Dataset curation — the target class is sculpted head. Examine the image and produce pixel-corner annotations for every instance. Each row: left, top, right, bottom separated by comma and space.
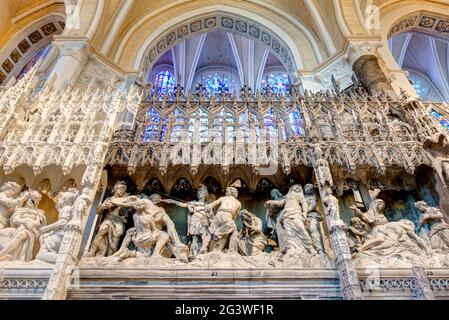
304, 184, 315, 196
372, 199, 385, 213
0, 181, 22, 197
197, 184, 209, 201
112, 181, 127, 197
239, 209, 254, 221
149, 194, 162, 204
226, 187, 238, 198
270, 189, 283, 200
287, 184, 303, 200
25, 189, 42, 207
414, 201, 428, 212
56, 188, 79, 210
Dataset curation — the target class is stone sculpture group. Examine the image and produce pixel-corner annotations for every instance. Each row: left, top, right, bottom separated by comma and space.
80, 182, 330, 267
1, 179, 449, 269
0, 182, 87, 264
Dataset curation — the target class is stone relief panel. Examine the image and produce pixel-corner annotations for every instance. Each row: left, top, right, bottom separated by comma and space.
80, 182, 333, 269
76, 58, 125, 90
349, 199, 449, 268
388, 13, 449, 39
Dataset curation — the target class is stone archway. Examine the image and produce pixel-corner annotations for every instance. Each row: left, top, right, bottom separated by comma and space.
0, 14, 65, 86
137, 12, 299, 82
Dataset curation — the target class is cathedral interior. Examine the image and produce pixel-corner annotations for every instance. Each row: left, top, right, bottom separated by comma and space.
1, 0, 449, 300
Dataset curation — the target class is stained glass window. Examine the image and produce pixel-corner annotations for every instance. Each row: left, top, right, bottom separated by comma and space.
153, 71, 175, 96
263, 108, 278, 142
142, 108, 164, 142
17, 44, 52, 80
261, 73, 290, 95
204, 76, 231, 94
289, 110, 305, 138
188, 109, 209, 143
430, 109, 449, 131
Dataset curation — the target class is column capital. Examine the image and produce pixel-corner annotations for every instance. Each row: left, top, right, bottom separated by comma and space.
346, 40, 383, 65
53, 35, 91, 60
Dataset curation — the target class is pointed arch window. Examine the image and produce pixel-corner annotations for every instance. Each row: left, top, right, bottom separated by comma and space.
204, 76, 231, 94
153, 70, 176, 96
142, 107, 164, 142
17, 44, 52, 80
261, 73, 290, 95
189, 109, 209, 143
288, 108, 306, 139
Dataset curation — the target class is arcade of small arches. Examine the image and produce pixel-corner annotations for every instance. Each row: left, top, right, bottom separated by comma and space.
1, 0, 449, 301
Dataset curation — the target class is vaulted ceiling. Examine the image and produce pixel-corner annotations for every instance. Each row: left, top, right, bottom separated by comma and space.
151, 31, 287, 91
0, 0, 449, 98
0, 0, 64, 46
389, 31, 449, 102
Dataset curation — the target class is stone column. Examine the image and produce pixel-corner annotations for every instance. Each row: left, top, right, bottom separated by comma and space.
412, 266, 435, 300
312, 144, 364, 300
42, 141, 108, 300
348, 41, 397, 99
46, 35, 91, 91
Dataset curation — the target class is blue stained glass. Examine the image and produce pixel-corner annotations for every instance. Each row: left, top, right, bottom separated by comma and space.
154, 71, 175, 96
262, 74, 290, 94
143, 108, 164, 142
430, 109, 449, 132
147, 108, 160, 123
431, 110, 442, 119
204, 76, 231, 93
440, 120, 449, 130
289, 111, 304, 136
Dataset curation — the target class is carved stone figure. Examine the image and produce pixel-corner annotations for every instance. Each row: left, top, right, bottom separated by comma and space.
415, 201, 449, 252
36, 188, 79, 263
351, 199, 432, 266
351, 199, 388, 228
322, 187, 345, 229
440, 159, 449, 186
237, 209, 267, 256
345, 217, 367, 253
161, 184, 212, 256
85, 181, 129, 257
303, 184, 326, 255
111, 195, 170, 260
0, 181, 27, 230
207, 187, 242, 253
0, 189, 46, 262
265, 185, 316, 255
265, 189, 284, 242
113, 194, 188, 262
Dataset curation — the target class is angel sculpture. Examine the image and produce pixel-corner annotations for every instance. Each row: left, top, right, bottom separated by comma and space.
264, 185, 316, 255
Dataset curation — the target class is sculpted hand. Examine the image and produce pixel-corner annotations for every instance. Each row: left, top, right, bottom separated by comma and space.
264, 201, 273, 208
